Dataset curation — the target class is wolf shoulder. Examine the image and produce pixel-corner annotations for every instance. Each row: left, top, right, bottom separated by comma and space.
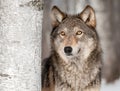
42, 56, 55, 91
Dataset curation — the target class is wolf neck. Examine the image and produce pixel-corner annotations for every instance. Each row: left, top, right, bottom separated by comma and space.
51, 48, 101, 90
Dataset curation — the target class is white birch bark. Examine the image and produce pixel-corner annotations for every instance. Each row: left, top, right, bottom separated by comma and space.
0, 0, 43, 91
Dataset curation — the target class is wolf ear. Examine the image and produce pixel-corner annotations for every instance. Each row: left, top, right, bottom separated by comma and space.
80, 5, 96, 28
51, 6, 66, 27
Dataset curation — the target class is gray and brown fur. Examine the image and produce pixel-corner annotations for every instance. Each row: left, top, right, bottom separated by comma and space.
42, 5, 102, 91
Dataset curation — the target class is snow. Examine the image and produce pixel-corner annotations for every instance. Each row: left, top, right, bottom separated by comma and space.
101, 79, 120, 91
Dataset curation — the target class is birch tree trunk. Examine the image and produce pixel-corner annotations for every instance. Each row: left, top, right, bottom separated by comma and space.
0, 0, 43, 91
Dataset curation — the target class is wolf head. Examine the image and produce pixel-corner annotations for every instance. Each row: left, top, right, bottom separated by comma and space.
50, 5, 100, 63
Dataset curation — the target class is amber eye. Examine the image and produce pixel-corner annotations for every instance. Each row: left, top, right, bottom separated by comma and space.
76, 31, 82, 35
60, 31, 65, 37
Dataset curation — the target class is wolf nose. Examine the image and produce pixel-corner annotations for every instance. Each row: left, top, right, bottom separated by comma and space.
64, 46, 72, 54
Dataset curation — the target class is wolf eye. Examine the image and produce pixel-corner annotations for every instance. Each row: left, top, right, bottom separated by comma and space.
60, 31, 65, 37
76, 31, 82, 35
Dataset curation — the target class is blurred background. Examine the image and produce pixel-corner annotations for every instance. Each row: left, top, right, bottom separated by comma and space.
42, 0, 120, 90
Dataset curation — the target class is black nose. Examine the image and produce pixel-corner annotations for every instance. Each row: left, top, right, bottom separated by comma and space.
64, 46, 72, 54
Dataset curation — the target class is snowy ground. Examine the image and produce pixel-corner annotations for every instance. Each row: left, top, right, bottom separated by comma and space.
101, 79, 120, 91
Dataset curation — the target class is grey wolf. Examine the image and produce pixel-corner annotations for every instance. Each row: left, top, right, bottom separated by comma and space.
42, 5, 102, 91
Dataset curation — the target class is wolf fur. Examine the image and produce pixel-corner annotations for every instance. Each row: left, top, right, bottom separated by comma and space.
42, 5, 102, 91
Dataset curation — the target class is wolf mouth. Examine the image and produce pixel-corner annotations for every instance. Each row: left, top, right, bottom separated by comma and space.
66, 53, 73, 56
77, 48, 81, 54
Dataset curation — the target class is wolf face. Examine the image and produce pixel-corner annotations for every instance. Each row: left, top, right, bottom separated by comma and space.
50, 6, 99, 63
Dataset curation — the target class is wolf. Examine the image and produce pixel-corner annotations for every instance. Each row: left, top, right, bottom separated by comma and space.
42, 5, 102, 91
